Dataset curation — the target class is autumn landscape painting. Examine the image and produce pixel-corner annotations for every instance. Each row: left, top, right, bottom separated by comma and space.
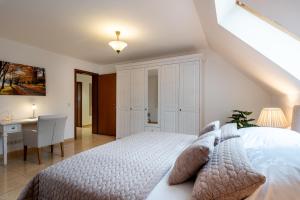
0, 61, 46, 96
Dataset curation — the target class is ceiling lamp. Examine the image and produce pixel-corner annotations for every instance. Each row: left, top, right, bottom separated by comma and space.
109, 31, 127, 54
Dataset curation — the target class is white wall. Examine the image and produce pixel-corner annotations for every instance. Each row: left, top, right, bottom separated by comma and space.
271, 93, 300, 125
77, 74, 92, 126
203, 50, 272, 125
0, 38, 108, 153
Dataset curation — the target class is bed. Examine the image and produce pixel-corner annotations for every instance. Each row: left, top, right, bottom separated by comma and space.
18, 128, 300, 200
147, 127, 300, 200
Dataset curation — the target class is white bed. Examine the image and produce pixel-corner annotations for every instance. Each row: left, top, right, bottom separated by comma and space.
147, 127, 300, 200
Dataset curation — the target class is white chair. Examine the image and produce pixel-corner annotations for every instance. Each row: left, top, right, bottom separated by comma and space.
23, 115, 67, 164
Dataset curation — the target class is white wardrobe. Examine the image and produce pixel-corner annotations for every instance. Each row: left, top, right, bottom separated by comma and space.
116, 54, 203, 138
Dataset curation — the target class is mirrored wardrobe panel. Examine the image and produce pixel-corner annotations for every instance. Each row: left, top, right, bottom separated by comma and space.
145, 68, 160, 126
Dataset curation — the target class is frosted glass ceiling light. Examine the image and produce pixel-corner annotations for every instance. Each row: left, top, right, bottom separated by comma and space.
109, 31, 127, 54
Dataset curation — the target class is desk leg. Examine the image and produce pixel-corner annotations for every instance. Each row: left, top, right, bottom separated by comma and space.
2, 133, 7, 165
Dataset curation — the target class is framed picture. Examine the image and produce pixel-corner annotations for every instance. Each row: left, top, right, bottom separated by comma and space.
0, 61, 46, 96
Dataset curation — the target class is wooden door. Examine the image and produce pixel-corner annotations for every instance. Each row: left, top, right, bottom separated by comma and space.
99, 73, 116, 136
92, 74, 99, 134
178, 61, 200, 135
130, 68, 145, 134
76, 82, 82, 127
161, 64, 180, 132
116, 70, 131, 138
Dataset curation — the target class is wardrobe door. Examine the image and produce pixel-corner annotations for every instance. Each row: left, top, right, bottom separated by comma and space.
130, 68, 145, 134
161, 64, 180, 132
130, 110, 145, 134
116, 70, 131, 138
178, 61, 200, 135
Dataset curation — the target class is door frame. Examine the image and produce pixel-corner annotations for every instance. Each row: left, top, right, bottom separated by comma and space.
75, 82, 83, 127
74, 69, 99, 139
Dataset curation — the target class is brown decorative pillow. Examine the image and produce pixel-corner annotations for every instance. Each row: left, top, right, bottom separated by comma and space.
199, 121, 220, 136
220, 123, 240, 142
192, 138, 266, 200
168, 134, 215, 185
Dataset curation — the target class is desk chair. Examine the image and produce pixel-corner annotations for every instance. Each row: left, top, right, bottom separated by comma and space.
23, 115, 67, 164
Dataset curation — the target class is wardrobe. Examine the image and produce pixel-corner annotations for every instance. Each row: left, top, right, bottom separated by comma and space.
116, 54, 203, 138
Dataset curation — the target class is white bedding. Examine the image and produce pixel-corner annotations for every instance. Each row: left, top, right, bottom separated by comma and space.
147, 127, 300, 200
146, 169, 193, 200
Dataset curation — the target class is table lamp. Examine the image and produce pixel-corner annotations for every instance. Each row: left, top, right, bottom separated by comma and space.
32, 104, 37, 118
257, 108, 288, 128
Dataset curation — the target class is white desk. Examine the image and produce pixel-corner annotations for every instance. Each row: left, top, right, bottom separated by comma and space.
0, 118, 38, 165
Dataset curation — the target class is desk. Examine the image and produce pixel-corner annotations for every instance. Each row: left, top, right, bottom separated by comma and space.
0, 118, 38, 165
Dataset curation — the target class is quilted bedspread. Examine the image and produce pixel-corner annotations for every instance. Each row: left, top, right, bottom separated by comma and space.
18, 132, 196, 200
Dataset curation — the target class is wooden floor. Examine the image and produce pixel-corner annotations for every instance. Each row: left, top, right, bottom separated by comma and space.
0, 127, 115, 200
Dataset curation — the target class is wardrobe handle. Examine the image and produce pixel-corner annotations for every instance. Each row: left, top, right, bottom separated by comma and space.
179, 108, 182, 112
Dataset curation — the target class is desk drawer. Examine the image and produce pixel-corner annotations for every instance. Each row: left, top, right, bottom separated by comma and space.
4, 124, 22, 133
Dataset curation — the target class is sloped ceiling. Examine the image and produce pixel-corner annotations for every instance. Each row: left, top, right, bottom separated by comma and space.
194, 0, 300, 97
0, 0, 206, 65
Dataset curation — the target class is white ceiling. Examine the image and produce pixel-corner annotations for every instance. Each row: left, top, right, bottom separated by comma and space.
0, 0, 207, 65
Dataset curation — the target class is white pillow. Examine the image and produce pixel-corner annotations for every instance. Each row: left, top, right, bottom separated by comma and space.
239, 127, 300, 149
199, 121, 220, 137
220, 123, 240, 142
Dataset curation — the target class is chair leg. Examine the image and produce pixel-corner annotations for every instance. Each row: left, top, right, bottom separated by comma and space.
36, 148, 42, 164
60, 142, 64, 157
24, 145, 27, 161
50, 145, 54, 153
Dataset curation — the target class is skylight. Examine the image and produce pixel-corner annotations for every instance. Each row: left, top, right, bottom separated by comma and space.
243, 0, 300, 38
214, 0, 300, 80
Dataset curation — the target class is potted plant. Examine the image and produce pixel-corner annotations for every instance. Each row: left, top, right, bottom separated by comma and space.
227, 110, 258, 129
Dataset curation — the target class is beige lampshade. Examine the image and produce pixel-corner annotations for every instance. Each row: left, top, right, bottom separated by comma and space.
257, 108, 288, 128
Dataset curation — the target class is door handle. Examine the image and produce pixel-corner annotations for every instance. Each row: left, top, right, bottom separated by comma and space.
179, 109, 182, 112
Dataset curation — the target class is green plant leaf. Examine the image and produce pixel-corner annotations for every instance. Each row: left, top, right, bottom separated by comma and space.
227, 110, 256, 129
